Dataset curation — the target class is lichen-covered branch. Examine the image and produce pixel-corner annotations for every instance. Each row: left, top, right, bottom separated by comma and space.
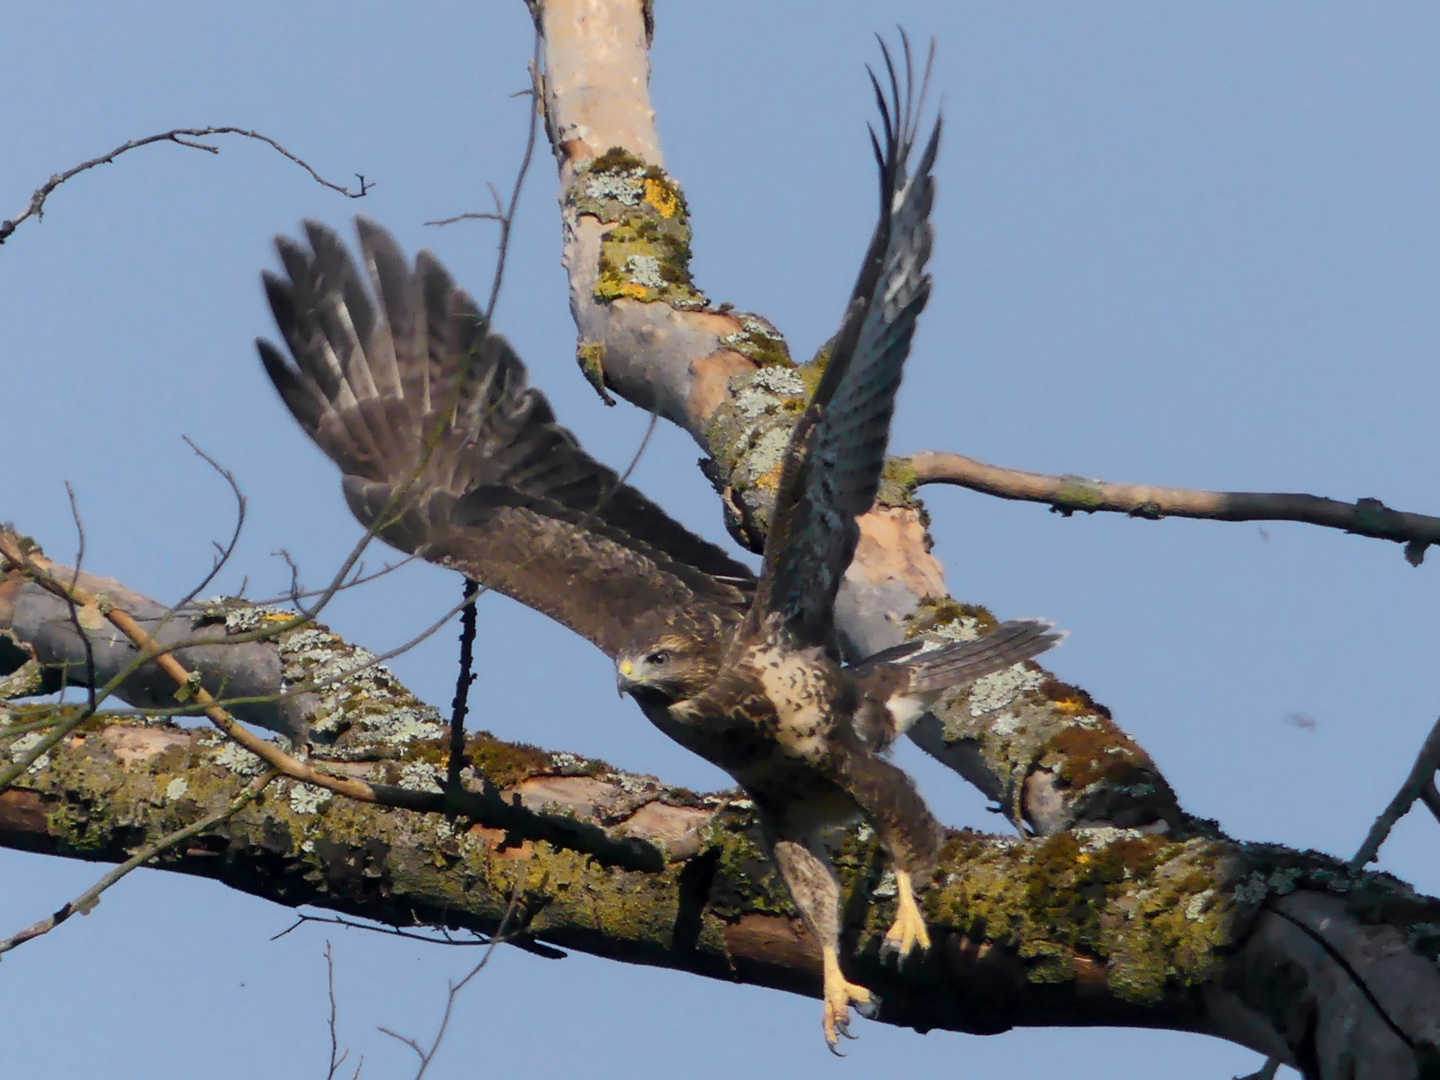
909, 450, 1440, 567
0, 550, 678, 870
2, 713, 1437, 1075
533, 0, 1170, 833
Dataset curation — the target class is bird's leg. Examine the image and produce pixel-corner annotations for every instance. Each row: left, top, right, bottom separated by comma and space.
821, 942, 877, 1049
880, 868, 931, 964
837, 749, 942, 967
770, 838, 880, 1053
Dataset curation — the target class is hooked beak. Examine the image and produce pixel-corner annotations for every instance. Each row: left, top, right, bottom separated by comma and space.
616, 659, 635, 698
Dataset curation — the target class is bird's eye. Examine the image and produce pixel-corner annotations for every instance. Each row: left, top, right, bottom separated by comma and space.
647, 650, 670, 666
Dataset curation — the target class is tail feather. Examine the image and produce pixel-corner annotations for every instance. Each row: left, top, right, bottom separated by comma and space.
899, 619, 1063, 693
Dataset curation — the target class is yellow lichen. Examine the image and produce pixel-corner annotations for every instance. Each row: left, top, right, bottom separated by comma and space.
644, 177, 678, 217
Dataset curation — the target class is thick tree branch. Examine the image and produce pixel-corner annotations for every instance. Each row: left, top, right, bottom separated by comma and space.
0, 769, 276, 955
3, 533, 1436, 1071
909, 450, 1439, 567
0, 544, 679, 871
1, 714, 1436, 1074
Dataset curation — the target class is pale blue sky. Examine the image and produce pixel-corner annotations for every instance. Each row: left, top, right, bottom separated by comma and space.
3, 3, 1438, 1077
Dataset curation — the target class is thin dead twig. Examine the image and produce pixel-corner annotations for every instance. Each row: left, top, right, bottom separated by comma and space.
272, 910, 566, 959
60, 483, 99, 714
1351, 712, 1440, 869
424, 44, 550, 798
0, 770, 276, 956
324, 942, 359, 1080
0, 126, 368, 245
909, 450, 1440, 566
446, 580, 481, 796
377, 888, 522, 1080
174, 436, 249, 610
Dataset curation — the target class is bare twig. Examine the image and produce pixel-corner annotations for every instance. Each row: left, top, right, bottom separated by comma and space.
323, 942, 354, 1080
423, 211, 503, 227
61, 483, 98, 713
1423, 777, 1440, 822
377, 888, 522, 1080
173, 436, 248, 609
909, 450, 1440, 566
250, 555, 419, 607
426, 36, 543, 326
446, 579, 480, 796
0, 126, 368, 245
1350, 712, 1440, 869
273, 909, 565, 959
0, 770, 275, 956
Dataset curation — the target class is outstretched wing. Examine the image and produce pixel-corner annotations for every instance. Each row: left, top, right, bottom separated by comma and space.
754, 35, 940, 647
259, 218, 754, 657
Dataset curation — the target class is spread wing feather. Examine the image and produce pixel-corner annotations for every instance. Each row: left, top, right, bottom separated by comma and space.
853, 619, 1063, 692
756, 35, 941, 646
259, 218, 754, 658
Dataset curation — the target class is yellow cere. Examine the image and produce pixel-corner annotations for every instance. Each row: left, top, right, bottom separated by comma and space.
620, 660, 634, 676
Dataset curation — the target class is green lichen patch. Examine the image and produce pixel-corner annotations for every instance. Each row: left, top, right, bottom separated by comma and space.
1230, 844, 1440, 940
268, 623, 446, 748
876, 455, 921, 509
905, 596, 997, 640
702, 809, 793, 918
571, 149, 706, 309
1051, 475, 1108, 515
702, 366, 813, 548
718, 314, 792, 368
575, 341, 616, 405
462, 730, 553, 790
929, 829, 1239, 1003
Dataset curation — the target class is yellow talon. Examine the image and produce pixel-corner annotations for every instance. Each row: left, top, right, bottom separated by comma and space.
821, 945, 879, 1053
881, 870, 931, 965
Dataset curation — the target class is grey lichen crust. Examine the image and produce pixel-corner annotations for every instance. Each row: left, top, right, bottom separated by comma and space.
570, 148, 707, 309
933, 672, 1177, 832
703, 365, 806, 548
204, 598, 446, 749
895, 598, 1180, 833
702, 362, 925, 551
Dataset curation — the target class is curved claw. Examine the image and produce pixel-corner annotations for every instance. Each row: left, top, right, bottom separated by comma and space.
878, 936, 902, 965
821, 946, 878, 1052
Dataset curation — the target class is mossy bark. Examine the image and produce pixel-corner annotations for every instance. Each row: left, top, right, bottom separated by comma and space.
2, 713, 1437, 1073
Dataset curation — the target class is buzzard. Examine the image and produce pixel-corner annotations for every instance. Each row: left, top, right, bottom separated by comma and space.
258, 41, 1060, 1051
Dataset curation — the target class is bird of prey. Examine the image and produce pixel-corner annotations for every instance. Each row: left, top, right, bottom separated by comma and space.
258, 40, 1060, 1051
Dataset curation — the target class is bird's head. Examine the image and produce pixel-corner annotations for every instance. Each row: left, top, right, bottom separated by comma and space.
615, 632, 713, 706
